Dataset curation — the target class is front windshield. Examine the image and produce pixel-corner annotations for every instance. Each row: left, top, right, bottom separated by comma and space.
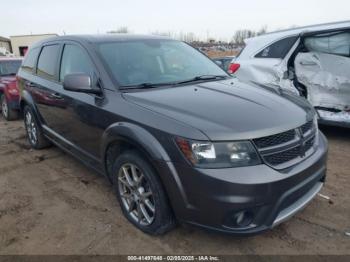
0, 60, 22, 76
97, 39, 227, 87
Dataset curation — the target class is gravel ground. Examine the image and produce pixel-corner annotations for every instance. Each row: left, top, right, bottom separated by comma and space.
0, 117, 349, 255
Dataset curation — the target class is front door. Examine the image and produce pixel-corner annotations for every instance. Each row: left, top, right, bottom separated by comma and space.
48, 43, 106, 159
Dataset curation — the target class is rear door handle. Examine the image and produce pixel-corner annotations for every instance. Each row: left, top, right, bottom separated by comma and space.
26, 82, 37, 87
50, 93, 63, 99
300, 61, 317, 66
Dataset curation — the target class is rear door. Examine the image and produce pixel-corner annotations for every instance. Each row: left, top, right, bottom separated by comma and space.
27, 43, 64, 128
295, 30, 350, 112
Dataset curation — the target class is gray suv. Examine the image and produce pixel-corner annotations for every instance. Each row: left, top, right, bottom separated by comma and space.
17, 35, 328, 235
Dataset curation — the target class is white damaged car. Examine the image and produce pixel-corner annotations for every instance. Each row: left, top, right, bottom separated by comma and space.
232, 21, 350, 127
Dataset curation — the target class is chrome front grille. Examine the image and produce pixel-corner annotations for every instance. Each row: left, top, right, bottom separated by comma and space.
253, 121, 317, 169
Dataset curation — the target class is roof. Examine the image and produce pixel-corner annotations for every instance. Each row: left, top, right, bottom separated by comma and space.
0, 36, 10, 42
241, 20, 350, 58
30, 34, 173, 48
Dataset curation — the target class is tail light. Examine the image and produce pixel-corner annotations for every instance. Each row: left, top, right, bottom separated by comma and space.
228, 63, 240, 74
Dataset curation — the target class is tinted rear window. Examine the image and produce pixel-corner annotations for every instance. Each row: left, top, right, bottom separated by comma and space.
22, 48, 40, 72
37, 45, 60, 80
255, 36, 298, 59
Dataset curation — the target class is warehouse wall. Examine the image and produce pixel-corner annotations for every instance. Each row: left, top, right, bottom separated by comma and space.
0, 41, 11, 54
10, 34, 58, 56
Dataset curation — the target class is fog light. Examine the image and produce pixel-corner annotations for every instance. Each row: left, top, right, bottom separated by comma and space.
233, 211, 254, 228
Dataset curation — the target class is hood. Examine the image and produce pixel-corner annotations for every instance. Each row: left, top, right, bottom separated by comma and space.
123, 79, 314, 141
0, 75, 16, 83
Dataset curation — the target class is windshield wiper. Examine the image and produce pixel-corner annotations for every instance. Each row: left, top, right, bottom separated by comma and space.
175, 75, 228, 85
120, 82, 175, 90
119, 75, 229, 90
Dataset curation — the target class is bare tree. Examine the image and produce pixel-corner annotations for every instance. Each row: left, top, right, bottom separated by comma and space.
257, 25, 268, 36
107, 26, 130, 34
231, 26, 268, 45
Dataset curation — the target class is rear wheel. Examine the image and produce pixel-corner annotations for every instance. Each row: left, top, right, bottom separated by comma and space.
23, 106, 51, 149
112, 150, 175, 235
1, 95, 19, 120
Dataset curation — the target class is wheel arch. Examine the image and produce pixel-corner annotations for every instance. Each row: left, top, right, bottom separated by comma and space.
20, 89, 40, 117
101, 122, 171, 183
101, 122, 190, 218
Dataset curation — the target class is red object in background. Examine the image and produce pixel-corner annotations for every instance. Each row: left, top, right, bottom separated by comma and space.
0, 57, 23, 119
228, 63, 240, 74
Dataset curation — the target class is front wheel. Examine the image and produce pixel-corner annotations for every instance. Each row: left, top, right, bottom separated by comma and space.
1, 95, 19, 121
112, 150, 176, 235
23, 106, 51, 149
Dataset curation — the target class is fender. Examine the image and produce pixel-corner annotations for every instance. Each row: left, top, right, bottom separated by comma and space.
101, 122, 171, 164
20, 89, 41, 119
101, 122, 192, 209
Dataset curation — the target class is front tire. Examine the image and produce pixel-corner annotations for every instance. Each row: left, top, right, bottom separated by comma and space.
112, 150, 175, 235
23, 106, 51, 149
1, 95, 19, 121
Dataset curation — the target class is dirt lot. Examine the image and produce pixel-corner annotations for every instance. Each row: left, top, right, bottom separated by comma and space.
0, 117, 349, 255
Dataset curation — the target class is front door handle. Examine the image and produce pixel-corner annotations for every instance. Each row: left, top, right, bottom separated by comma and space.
26, 82, 37, 88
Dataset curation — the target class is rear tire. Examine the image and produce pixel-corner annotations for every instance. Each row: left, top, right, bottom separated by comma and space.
112, 150, 176, 235
23, 105, 51, 149
1, 95, 19, 121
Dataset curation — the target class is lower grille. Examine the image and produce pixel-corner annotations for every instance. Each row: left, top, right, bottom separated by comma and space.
253, 121, 317, 169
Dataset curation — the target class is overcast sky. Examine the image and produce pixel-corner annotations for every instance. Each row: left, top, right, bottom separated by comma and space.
1, 0, 349, 41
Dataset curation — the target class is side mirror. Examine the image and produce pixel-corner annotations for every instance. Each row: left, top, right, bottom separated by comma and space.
63, 73, 102, 95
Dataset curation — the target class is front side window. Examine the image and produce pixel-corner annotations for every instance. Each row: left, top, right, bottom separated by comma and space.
97, 40, 226, 87
37, 45, 60, 80
60, 44, 94, 82
0, 60, 22, 76
255, 36, 298, 59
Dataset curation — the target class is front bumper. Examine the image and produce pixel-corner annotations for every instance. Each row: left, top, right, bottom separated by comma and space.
159, 132, 328, 235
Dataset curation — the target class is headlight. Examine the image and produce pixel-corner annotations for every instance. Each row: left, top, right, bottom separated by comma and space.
175, 137, 261, 168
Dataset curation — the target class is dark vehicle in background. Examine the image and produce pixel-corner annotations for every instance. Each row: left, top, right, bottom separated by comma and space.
0, 57, 22, 120
212, 56, 235, 72
17, 35, 327, 236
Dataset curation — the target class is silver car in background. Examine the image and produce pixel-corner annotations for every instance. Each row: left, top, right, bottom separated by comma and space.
232, 21, 350, 127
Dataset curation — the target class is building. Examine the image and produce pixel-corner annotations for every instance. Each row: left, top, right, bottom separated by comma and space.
0, 36, 12, 55
10, 34, 58, 56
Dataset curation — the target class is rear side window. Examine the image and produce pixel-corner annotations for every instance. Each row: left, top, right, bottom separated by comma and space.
0, 60, 22, 76
255, 36, 298, 59
37, 45, 60, 80
304, 32, 350, 57
59, 44, 94, 82
22, 48, 40, 72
